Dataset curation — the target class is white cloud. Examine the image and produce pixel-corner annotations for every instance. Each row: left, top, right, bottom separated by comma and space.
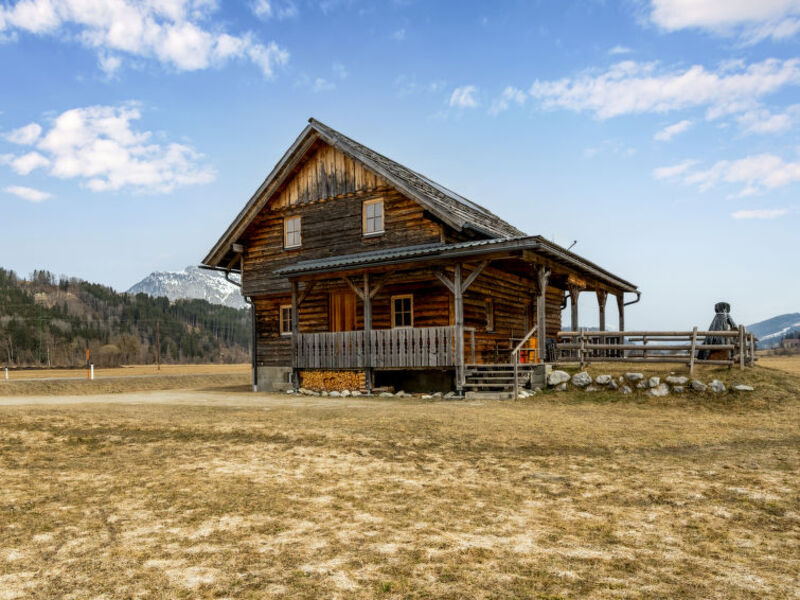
311, 77, 335, 93
392, 28, 406, 41
97, 52, 122, 77
449, 85, 479, 108
2, 150, 50, 174
489, 86, 527, 115
251, 0, 297, 21
654, 119, 692, 141
653, 159, 698, 179
0, 0, 290, 78
736, 105, 800, 133
4, 122, 42, 145
0, 104, 215, 193
731, 208, 789, 219
529, 58, 800, 120
332, 62, 348, 79
649, 0, 800, 42
4, 185, 52, 202
608, 44, 632, 55
656, 153, 800, 196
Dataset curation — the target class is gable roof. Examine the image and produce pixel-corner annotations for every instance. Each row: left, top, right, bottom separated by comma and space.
202, 118, 525, 268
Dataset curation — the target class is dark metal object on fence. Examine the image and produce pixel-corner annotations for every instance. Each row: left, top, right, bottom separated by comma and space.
698, 302, 737, 360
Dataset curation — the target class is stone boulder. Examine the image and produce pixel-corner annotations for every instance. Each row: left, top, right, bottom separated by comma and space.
709, 380, 726, 393
548, 370, 571, 386
648, 383, 670, 397
621, 385, 632, 395
625, 373, 644, 382
648, 376, 660, 388
691, 380, 707, 392
595, 375, 613, 385
556, 383, 567, 392
379, 392, 394, 398
733, 384, 754, 392
666, 375, 689, 386
571, 372, 592, 387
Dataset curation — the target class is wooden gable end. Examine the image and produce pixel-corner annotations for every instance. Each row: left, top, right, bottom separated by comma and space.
240, 142, 446, 296
271, 142, 386, 209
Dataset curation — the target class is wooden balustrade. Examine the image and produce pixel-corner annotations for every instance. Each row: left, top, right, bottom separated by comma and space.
294, 326, 461, 369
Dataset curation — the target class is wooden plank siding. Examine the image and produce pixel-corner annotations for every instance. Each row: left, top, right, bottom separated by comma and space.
240, 142, 445, 297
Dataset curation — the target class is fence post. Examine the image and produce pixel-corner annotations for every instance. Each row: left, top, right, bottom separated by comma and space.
689, 326, 698, 376
749, 334, 755, 366
4, 367, 7, 381
579, 329, 586, 370
90, 364, 94, 381
739, 325, 745, 370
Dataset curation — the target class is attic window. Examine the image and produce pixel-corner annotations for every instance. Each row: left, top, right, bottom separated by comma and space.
284, 216, 301, 249
363, 198, 384, 236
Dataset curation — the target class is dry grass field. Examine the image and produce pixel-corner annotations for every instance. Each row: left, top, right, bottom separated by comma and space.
758, 354, 800, 376
0, 364, 798, 599
0, 364, 251, 397
2, 363, 250, 381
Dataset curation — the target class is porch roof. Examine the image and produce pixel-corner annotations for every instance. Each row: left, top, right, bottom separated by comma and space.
274, 236, 639, 293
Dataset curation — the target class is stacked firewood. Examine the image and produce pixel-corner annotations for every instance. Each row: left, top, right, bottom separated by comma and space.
300, 370, 366, 392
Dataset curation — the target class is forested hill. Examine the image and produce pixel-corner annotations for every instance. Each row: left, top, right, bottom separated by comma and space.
0, 268, 251, 367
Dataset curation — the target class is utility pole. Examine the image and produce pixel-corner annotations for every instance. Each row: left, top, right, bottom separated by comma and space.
156, 321, 161, 371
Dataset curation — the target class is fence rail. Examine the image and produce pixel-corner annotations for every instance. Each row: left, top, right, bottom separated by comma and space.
294, 326, 473, 370
556, 326, 757, 374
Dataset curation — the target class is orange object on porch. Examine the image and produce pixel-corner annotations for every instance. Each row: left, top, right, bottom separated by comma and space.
519, 338, 540, 364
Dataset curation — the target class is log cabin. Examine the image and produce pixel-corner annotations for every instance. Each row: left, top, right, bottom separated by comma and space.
202, 119, 640, 395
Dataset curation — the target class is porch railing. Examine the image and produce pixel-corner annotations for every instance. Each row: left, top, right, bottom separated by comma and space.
294, 326, 464, 369
556, 326, 757, 374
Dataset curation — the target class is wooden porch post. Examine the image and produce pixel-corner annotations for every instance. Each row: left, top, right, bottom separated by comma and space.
596, 290, 608, 332
596, 289, 608, 358
291, 280, 299, 391
363, 273, 373, 392
454, 263, 464, 394
568, 284, 581, 332
536, 266, 550, 362
616, 293, 625, 359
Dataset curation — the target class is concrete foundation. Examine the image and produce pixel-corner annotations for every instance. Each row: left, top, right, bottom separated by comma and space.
256, 366, 293, 392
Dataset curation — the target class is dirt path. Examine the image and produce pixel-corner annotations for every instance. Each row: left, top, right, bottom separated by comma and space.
0, 388, 392, 408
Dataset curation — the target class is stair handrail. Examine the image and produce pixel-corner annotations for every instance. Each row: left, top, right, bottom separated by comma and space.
512, 325, 537, 401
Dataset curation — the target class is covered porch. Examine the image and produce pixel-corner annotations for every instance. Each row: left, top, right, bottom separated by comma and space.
273, 236, 639, 393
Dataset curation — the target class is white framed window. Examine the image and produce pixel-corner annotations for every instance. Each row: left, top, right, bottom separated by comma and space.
391, 294, 413, 328
284, 216, 301, 249
362, 198, 384, 236
280, 304, 293, 336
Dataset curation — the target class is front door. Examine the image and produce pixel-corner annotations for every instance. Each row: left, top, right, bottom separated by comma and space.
329, 292, 357, 332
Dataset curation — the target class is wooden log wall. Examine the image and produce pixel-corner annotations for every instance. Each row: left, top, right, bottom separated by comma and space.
241, 143, 446, 297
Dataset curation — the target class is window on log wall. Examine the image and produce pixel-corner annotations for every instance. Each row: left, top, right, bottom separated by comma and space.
280, 305, 293, 336
362, 198, 384, 236
284, 216, 301, 249
391, 294, 413, 328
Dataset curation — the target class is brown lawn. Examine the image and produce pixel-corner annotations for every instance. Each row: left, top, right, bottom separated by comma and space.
0, 365, 798, 599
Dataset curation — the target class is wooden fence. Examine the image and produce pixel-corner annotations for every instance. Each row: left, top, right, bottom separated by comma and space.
294, 326, 475, 369
556, 325, 757, 374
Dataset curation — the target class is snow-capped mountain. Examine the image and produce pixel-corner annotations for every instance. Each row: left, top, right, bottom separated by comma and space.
127, 266, 247, 309
746, 313, 800, 348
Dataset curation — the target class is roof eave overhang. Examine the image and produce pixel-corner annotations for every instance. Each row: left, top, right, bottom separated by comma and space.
277, 237, 638, 293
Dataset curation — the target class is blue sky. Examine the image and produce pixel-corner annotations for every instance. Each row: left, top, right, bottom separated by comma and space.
1, 0, 799, 329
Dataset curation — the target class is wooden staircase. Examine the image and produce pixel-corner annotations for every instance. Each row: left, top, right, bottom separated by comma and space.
463, 363, 540, 399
